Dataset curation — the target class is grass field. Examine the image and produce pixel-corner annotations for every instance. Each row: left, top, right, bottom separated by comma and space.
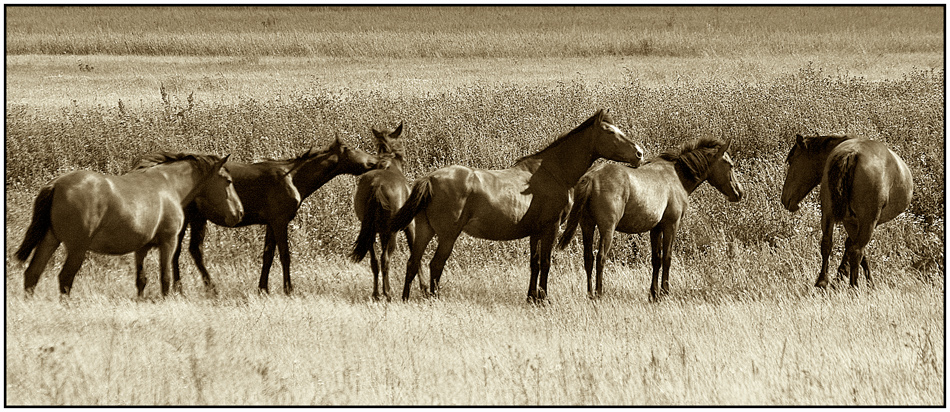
4, 6, 945, 406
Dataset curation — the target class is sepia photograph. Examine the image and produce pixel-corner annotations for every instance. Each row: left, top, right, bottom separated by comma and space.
5, 5, 944, 405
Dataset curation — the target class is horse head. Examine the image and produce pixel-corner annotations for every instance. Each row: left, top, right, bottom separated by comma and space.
590, 109, 644, 168
334, 137, 379, 175
781, 134, 825, 212
195, 154, 244, 227
705, 139, 743, 202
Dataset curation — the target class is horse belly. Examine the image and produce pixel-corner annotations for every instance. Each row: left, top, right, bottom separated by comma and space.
88, 201, 177, 255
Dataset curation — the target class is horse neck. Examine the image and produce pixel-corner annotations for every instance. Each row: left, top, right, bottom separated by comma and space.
673, 161, 707, 195
810, 136, 852, 167
377, 153, 405, 174
292, 151, 339, 198
149, 160, 209, 206
520, 129, 595, 190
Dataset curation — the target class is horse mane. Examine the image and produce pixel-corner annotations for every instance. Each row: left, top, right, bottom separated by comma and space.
651, 137, 726, 182
131, 152, 221, 174
786, 134, 855, 164
514, 110, 609, 164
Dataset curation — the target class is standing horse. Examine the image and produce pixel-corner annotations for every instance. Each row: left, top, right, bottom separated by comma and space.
172, 137, 378, 295
557, 138, 743, 300
350, 123, 425, 301
389, 109, 645, 302
15, 153, 243, 297
781, 134, 913, 288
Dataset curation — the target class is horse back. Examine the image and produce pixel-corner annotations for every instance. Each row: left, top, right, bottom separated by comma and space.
219, 161, 300, 226
593, 162, 683, 234
51, 170, 181, 254
426, 164, 557, 240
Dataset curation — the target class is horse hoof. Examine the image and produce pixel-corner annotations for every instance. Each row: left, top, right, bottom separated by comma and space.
814, 279, 829, 288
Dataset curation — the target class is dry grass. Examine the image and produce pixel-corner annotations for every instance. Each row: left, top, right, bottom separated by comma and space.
4, 5, 945, 406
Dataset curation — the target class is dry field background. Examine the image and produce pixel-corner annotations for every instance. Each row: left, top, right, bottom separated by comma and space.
4, 6, 945, 405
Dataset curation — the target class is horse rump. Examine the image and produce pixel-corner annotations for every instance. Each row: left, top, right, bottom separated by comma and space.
350, 190, 386, 262
557, 176, 594, 250
389, 177, 433, 233
15, 185, 55, 262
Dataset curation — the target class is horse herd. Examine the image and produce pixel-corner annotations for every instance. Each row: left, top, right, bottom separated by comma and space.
14, 109, 914, 303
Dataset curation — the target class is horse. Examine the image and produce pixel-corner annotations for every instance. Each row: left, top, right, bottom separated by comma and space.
15, 152, 243, 297
780, 134, 913, 288
557, 138, 743, 301
172, 137, 378, 295
389, 109, 645, 302
349, 123, 426, 301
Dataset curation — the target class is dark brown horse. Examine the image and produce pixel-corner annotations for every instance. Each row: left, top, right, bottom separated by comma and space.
389, 109, 645, 302
16, 153, 243, 297
172, 137, 378, 294
781, 134, 913, 288
349, 123, 425, 301
557, 138, 743, 300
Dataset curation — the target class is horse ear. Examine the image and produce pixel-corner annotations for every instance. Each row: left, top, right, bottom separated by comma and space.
795, 134, 804, 145
714, 140, 731, 160
213, 154, 230, 171
391, 122, 403, 139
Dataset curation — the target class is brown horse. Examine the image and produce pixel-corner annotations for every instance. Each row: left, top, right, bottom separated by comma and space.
173, 137, 378, 295
781, 134, 913, 288
16, 153, 243, 297
389, 109, 645, 302
557, 138, 743, 300
350, 123, 425, 301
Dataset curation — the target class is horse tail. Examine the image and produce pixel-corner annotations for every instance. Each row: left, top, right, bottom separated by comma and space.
557, 177, 593, 250
350, 188, 385, 263
390, 178, 432, 233
16, 185, 55, 262
828, 150, 858, 221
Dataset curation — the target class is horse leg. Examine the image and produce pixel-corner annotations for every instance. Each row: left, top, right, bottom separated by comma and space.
836, 236, 852, 280
274, 224, 294, 295
404, 222, 426, 294
158, 237, 179, 297
172, 219, 188, 294
527, 235, 541, 302
23, 233, 60, 296
403, 219, 434, 301
845, 219, 876, 288
536, 226, 558, 302
814, 216, 835, 288
595, 223, 615, 299
188, 218, 216, 295
429, 233, 459, 297
259, 225, 277, 293
135, 248, 149, 298
57, 246, 87, 296
369, 236, 381, 301
580, 219, 596, 299
380, 231, 397, 302
649, 227, 663, 302
659, 225, 678, 296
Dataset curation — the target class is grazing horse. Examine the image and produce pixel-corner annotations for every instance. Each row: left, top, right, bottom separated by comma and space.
389, 109, 645, 302
350, 123, 425, 301
173, 137, 378, 295
16, 153, 243, 297
781, 134, 913, 288
557, 138, 743, 300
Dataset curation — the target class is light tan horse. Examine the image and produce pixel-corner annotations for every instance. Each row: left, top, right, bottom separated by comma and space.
350, 123, 425, 301
781, 134, 913, 288
16, 153, 243, 297
389, 109, 645, 302
558, 138, 743, 300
